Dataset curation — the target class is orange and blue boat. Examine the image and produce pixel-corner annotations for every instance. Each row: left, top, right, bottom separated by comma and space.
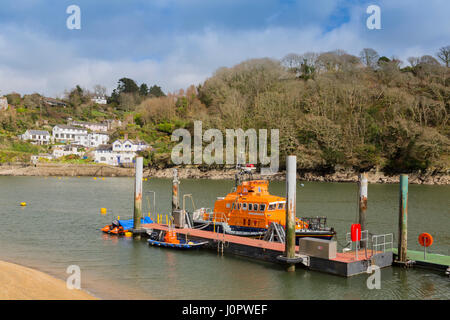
192, 165, 336, 244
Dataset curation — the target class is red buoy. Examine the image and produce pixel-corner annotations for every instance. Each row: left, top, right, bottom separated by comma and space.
351, 224, 361, 242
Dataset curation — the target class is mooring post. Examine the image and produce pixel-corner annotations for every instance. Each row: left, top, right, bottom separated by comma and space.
133, 157, 143, 239
398, 174, 408, 262
285, 155, 297, 272
358, 172, 368, 248
172, 169, 180, 214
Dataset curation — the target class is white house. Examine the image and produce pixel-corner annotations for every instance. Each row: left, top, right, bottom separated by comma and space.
20, 130, 51, 145
91, 96, 107, 105
94, 139, 149, 166
74, 132, 109, 148
112, 139, 149, 152
69, 121, 108, 132
52, 124, 108, 147
31, 153, 53, 164
53, 125, 88, 143
52, 145, 84, 159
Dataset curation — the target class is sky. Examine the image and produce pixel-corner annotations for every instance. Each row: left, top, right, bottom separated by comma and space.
0, 0, 448, 97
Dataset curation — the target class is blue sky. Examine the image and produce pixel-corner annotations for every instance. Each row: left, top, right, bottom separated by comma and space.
0, 0, 448, 97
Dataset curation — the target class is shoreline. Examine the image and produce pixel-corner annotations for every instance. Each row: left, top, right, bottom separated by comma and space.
0, 163, 448, 185
0, 259, 97, 300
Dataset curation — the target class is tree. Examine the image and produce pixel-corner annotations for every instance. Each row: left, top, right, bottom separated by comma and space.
117, 78, 139, 94
149, 85, 166, 97
139, 83, 149, 96
407, 57, 420, 67
359, 48, 380, 68
93, 84, 107, 97
418, 55, 440, 66
281, 53, 303, 74
436, 46, 450, 67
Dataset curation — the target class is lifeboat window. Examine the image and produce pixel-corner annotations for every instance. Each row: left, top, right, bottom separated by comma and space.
226, 203, 230, 208
254, 204, 259, 211
268, 203, 276, 211
248, 203, 253, 211
238, 203, 242, 210
260, 204, 266, 211
254, 220, 257, 226
277, 202, 285, 210
248, 219, 251, 226
241, 203, 246, 210
243, 219, 246, 225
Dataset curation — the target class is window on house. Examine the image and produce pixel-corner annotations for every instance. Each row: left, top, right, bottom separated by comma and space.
100, 157, 106, 161
32, 135, 36, 139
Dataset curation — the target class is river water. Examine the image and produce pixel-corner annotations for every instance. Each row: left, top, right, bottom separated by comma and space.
0, 176, 448, 299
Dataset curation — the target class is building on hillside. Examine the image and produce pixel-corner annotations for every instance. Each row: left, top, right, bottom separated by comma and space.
112, 139, 149, 152
103, 119, 122, 130
20, 130, 51, 145
74, 132, 109, 148
52, 145, 84, 159
43, 97, 67, 107
31, 153, 53, 164
94, 139, 150, 166
69, 120, 108, 132
91, 96, 107, 105
52, 125, 88, 143
0, 97, 8, 110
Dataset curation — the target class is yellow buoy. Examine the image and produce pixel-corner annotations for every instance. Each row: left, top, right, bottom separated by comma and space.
20, 202, 27, 207
102, 177, 105, 181
100, 208, 107, 215
93, 177, 97, 180
125, 232, 133, 237
117, 216, 120, 220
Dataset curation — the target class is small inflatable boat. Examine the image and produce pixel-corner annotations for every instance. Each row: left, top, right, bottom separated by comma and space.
147, 230, 208, 249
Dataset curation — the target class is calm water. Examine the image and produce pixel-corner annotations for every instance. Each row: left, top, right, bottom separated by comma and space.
0, 176, 449, 300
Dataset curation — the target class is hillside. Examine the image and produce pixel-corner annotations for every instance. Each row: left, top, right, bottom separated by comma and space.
1, 49, 449, 175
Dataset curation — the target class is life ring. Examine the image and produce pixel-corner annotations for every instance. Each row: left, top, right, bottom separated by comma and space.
418, 233, 433, 247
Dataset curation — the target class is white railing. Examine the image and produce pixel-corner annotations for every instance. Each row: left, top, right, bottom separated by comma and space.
372, 233, 393, 253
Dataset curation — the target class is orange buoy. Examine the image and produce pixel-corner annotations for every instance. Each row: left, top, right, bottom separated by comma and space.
418, 233, 433, 247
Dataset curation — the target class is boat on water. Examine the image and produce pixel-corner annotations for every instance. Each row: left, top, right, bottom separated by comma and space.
192, 165, 336, 244
147, 229, 208, 249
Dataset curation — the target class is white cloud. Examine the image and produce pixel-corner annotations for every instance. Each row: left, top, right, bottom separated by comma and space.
0, 1, 448, 97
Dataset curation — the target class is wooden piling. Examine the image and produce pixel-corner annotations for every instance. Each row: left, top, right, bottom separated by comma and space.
285, 155, 297, 272
172, 169, 180, 214
398, 174, 408, 262
133, 157, 143, 239
358, 172, 368, 248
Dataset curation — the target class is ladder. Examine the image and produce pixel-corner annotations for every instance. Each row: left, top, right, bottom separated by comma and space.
263, 222, 286, 244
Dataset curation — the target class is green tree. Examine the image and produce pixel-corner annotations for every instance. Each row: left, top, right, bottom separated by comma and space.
139, 83, 149, 96
149, 85, 166, 97
117, 78, 139, 94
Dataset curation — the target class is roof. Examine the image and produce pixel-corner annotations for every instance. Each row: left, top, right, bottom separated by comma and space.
27, 130, 50, 135
54, 124, 87, 130
95, 144, 112, 151
43, 97, 67, 105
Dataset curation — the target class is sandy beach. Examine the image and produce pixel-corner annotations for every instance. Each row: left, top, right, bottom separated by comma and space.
0, 260, 97, 300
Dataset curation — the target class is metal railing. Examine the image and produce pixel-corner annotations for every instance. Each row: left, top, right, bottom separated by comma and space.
345, 230, 369, 251
372, 233, 393, 253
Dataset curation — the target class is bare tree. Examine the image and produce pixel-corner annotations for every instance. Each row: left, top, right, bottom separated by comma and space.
436, 46, 450, 67
281, 53, 303, 73
419, 55, 440, 65
359, 48, 379, 69
407, 57, 420, 67
93, 84, 107, 97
